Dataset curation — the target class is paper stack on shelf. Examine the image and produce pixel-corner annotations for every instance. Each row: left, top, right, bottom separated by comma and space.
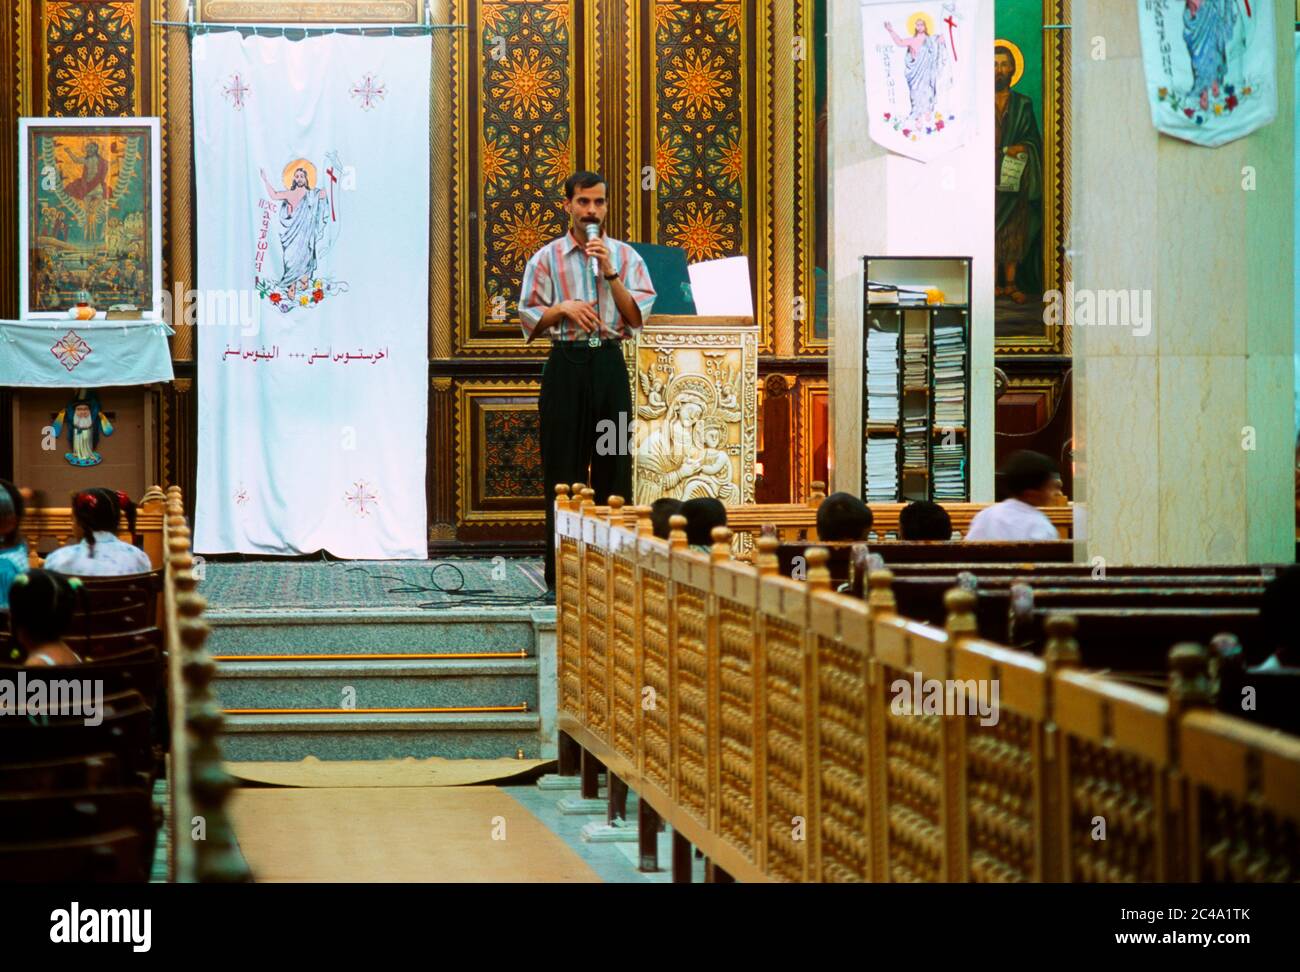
865, 436, 898, 502
865, 328, 899, 426
902, 411, 928, 472
902, 329, 927, 389
932, 322, 966, 427
932, 442, 966, 499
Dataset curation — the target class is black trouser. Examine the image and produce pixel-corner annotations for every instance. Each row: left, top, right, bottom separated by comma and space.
540, 340, 632, 588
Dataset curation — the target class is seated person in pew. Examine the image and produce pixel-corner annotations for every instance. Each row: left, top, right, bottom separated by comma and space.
0, 479, 29, 610
898, 500, 953, 541
681, 497, 726, 552
816, 492, 873, 542
43, 489, 151, 578
8, 570, 82, 667
965, 450, 1062, 542
649, 497, 683, 540
1251, 565, 1300, 673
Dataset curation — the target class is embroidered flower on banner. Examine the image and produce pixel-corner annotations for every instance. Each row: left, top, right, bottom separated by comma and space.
51, 330, 92, 372
350, 73, 387, 111
234, 485, 250, 506
344, 480, 379, 517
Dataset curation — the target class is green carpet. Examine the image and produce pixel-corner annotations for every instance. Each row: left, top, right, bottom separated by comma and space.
200, 559, 548, 611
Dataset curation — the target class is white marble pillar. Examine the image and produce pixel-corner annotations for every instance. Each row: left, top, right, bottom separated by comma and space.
1071, 3, 1295, 565
828, 0, 997, 500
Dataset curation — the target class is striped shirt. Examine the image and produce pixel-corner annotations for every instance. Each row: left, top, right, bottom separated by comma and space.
518, 232, 656, 341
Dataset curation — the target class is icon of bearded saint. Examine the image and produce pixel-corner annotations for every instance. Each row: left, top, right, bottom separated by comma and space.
51, 389, 113, 467
255, 153, 347, 311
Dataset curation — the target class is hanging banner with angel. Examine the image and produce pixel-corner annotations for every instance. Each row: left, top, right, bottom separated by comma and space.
860, 0, 979, 162
18, 118, 163, 319
1137, 0, 1277, 147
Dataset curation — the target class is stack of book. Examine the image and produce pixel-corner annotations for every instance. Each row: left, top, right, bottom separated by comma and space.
932, 322, 966, 428
902, 329, 927, 388
864, 436, 898, 502
932, 442, 966, 499
865, 328, 899, 426
902, 411, 928, 472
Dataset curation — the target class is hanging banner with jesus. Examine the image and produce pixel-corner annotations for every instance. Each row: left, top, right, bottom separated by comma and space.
193, 31, 430, 558
1137, 0, 1277, 147
860, 0, 979, 162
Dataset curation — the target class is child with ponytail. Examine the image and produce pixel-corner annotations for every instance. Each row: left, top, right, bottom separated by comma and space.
43, 487, 152, 577
7, 568, 82, 666
0, 479, 29, 610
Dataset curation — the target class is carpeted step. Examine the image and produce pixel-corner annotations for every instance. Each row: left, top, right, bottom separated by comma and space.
204, 607, 544, 657
221, 711, 544, 761
213, 657, 539, 711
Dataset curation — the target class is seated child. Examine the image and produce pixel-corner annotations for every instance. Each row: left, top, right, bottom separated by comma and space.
43, 488, 152, 577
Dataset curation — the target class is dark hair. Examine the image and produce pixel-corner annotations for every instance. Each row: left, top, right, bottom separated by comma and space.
994, 45, 1015, 62
650, 497, 683, 540
681, 497, 727, 547
8, 568, 78, 648
70, 488, 136, 558
0, 479, 23, 547
816, 492, 873, 542
999, 450, 1059, 498
564, 170, 606, 199
899, 500, 952, 541
1260, 565, 1300, 666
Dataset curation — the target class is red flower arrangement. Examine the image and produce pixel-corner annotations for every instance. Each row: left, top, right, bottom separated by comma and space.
312, 288, 325, 303
269, 292, 282, 304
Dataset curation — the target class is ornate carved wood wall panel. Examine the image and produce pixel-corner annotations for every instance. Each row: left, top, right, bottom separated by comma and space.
3, 0, 831, 544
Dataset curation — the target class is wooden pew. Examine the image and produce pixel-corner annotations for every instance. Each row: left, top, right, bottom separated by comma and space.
0, 753, 123, 792
0, 688, 156, 785
0, 829, 148, 882
777, 540, 1075, 584
550, 484, 1300, 884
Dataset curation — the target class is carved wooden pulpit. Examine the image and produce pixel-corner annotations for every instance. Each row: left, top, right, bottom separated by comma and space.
622, 315, 758, 511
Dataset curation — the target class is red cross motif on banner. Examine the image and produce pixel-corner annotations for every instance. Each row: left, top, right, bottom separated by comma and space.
350, 74, 387, 111
51, 330, 92, 372
945, 15, 958, 61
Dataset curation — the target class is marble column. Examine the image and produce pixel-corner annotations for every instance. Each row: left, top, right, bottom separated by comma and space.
1071, 4, 1295, 565
828, 0, 997, 500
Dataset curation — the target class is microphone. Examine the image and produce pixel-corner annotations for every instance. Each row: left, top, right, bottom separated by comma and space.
585, 222, 600, 281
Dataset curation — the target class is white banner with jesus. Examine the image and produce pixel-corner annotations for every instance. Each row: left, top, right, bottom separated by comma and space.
1137, 0, 1277, 148
861, 0, 978, 162
193, 32, 430, 558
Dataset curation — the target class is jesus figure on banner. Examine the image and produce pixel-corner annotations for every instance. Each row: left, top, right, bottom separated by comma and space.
259, 158, 336, 299
884, 15, 949, 124
1182, 0, 1238, 111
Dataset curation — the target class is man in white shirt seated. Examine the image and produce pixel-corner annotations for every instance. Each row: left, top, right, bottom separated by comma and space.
964, 450, 1063, 542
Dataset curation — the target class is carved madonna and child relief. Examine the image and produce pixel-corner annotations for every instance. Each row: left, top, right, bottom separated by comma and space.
629, 336, 756, 512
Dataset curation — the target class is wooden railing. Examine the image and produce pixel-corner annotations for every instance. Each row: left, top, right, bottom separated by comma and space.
554, 490, 1299, 882
162, 486, 248, 882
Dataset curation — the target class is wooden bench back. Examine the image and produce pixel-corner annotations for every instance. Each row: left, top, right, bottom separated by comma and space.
552, 486, 1300, 883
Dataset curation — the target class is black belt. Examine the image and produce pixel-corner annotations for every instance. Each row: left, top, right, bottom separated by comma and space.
551, 337, 622, 348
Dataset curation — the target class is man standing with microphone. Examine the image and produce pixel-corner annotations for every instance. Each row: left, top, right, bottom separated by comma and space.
519, 171, 657, 596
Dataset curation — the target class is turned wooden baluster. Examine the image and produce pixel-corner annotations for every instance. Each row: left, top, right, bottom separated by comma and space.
755, 534, 780, 576
944, 587, 978, 640
805, 546, 832, 592
667, 513, 688, 550
867, 568, 897, 618
709, 525, 733, 563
